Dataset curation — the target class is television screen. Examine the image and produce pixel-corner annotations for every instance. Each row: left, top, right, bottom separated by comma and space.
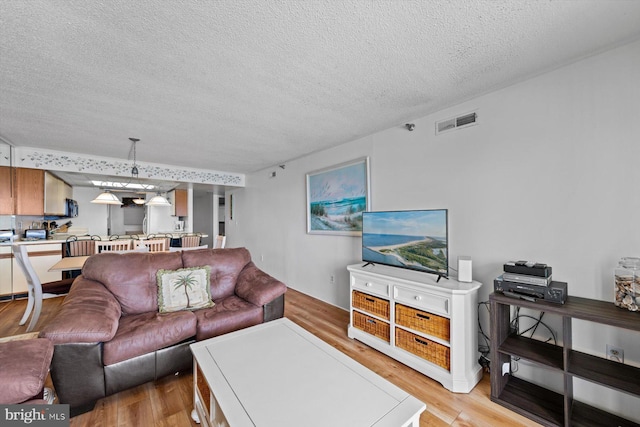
362, 209, 448, 277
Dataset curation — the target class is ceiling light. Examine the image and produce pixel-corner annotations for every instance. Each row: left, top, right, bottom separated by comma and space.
132, 196, 146, 205
91, 190, 123, 205
146, 193, 171, 206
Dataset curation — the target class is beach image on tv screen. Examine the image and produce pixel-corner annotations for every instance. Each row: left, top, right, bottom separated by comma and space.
362, 210, 448, 274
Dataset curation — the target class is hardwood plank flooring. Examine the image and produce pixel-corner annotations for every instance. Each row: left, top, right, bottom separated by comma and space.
0, 289, 540, 426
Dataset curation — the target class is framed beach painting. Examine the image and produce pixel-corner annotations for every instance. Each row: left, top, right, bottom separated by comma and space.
306, 157, 370, 236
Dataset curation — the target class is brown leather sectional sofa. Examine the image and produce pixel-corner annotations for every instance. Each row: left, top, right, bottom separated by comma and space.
39, 247, 287, 416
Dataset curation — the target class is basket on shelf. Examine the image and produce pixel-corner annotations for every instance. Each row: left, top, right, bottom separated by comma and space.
352, 290, 390, 320
395, 328, 450, 370
395, 304, 450, 341
352, 311, 390, 342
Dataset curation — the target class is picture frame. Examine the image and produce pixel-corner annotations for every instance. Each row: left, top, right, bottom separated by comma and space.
306, 157, 370, 236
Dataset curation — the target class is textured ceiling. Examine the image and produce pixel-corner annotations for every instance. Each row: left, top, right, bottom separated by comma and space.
1, 0, 640, 174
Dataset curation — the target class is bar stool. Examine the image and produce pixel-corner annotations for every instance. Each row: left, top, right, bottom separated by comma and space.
12, 244, 74, 332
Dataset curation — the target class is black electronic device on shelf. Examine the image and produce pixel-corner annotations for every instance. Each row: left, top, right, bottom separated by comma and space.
495, 260, 567, 304
494, 276, 567, 304
504, 260, 552, 277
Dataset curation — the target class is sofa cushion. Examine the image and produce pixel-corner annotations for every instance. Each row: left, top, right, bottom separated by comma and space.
82, 251, 183, 315
182, 248, 251, 301
157, 266, 214, 313
40, 277, 122, 344
194, 295, 263, 341
0, 338, 53, 404
103, 310, 197, 366
236, 261, 287, 306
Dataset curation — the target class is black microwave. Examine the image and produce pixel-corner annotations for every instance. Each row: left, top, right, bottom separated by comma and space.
65, 199, 79, 217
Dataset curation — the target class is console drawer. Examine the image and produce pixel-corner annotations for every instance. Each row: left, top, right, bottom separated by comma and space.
351, 275, 389, 298
394, 286, 449, 316
353, 311, 390, 343
395, 328, 450, 370
395, 304, 450, 341
352, 290, 390, 320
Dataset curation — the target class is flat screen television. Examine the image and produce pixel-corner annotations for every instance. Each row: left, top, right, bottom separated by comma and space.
362, 209, 448, 278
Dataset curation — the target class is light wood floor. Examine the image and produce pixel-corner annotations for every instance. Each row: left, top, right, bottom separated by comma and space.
0, 289, 540, 427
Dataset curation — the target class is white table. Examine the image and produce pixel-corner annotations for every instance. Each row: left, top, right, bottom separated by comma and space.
191, 318, 425, 427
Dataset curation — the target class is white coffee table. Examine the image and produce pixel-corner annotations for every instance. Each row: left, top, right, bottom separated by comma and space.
191, 318, 426, 427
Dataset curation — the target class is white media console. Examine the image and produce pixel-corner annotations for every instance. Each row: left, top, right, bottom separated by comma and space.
347, 263, 483, 393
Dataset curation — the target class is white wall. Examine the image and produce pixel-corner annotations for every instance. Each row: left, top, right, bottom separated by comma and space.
194, 192, 214, 248
73, 187, 109, 235
229, 39, 640, 420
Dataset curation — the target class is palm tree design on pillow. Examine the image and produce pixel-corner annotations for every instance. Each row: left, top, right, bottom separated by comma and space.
173, 272, 197, 309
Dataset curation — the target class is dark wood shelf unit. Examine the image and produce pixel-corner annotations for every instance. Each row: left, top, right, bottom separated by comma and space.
568, 350, 640, 396
499, 334, 564, 370
490, 292, 640, 427
494, 376, 565, 427
571, 400, 640, 427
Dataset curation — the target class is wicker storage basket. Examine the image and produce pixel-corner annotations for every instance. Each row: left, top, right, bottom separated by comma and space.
395, 328, 450, 370
395, 304, 450, 341
352, 291, 390, 320
352, 311, 390, 342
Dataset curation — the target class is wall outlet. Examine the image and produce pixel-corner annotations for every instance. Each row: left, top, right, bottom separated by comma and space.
606, 344, 624, 363
330, 275, 335, 284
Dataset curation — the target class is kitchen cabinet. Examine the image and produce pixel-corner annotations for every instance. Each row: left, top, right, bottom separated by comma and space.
0, 166, 13, 215
44, 172, 72, 215
0, 246, 12, 297
14, 168, 44, 215
171, 189, 187, 217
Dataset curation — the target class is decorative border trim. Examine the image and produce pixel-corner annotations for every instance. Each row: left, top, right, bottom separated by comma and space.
14, 147, 244, 187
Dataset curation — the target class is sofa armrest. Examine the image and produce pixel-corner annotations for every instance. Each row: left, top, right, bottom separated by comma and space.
235, 262, 287, 307
39, 277, 121, 344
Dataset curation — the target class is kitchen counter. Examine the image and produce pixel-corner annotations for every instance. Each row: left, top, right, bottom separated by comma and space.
1, 239, 64, 246
1, 233, 209, 247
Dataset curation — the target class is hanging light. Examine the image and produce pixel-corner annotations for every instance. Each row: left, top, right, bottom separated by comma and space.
132, 194, 146, 205
91, 190, 123, 205
146, 193, 171, 206
90, 138, 156, 191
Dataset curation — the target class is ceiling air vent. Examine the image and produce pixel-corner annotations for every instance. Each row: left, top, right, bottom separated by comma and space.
435, 111, 478, 135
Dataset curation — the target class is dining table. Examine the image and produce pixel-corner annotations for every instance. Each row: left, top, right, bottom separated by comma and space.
48, 255, 91, 272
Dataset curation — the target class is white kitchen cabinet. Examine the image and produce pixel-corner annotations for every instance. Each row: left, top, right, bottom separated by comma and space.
45, 172, 72, 215
347, 263, 483, 393
11, 243, 62, 294
0, 246, 12, 297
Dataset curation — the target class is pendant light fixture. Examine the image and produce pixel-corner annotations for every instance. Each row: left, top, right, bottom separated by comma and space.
91, 137, 158, 205
90, 190, 123, 205
146, 192, 171, 206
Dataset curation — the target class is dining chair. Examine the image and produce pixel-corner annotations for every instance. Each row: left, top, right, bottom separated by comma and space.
65, 235, 100, 257
133, 238, 167, 252
147, 233, 173, 250
12, 244, 74, 332
95, 240, 132, 253
213, 235, 227, 249
64, 235, 100, 279
181, 234, 201, 248
169, 245, 209, 252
